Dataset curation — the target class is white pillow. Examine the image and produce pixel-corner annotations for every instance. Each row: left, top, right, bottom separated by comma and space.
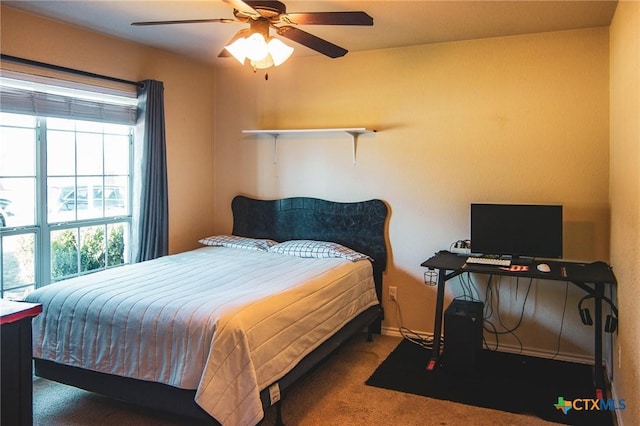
198, 235, 277, 251
269, 240, 371, 262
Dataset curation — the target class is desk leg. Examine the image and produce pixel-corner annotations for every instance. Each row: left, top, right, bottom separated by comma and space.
594, 283, 604, 398
427, 268, 447, 371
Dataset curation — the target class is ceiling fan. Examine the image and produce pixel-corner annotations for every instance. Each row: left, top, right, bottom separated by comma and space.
131, 0, 373, 68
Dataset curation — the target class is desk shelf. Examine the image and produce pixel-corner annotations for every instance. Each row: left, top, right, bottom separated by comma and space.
242, 128, 376, 164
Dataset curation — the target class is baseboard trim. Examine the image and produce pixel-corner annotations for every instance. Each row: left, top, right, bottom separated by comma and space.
381, 326, 595, 365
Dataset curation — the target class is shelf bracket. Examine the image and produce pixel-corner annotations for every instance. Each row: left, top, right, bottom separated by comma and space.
346, 131, 360, 164
272, 133, 279, 164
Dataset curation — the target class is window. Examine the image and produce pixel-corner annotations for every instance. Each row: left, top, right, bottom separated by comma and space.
0, 75, 136, 300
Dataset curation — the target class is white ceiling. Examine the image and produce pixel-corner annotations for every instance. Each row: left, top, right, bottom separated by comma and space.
4, 1, 618, 66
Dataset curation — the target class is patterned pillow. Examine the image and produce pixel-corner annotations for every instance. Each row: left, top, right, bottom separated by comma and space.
198, 235, 277, 251
268, 240, 371, 262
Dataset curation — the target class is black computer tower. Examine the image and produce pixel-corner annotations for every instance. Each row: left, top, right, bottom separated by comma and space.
443, 300, 484, 374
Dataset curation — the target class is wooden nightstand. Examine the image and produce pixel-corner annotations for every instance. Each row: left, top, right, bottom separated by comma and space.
1, 300, 42, 426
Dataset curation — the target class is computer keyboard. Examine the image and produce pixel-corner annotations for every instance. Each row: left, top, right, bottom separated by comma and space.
465, 256, 511, 267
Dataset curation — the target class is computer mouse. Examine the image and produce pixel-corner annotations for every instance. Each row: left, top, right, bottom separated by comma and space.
537, 263, 551, 273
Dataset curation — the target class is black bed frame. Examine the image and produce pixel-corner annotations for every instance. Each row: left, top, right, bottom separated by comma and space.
34, 195, 389, 425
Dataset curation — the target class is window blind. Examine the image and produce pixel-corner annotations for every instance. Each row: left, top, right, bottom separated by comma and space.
0, 75, 137, 125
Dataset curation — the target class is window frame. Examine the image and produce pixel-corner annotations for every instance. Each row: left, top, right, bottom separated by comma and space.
0, 77, 136, 298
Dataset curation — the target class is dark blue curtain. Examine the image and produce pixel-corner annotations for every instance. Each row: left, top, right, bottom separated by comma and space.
134, 80, 168, 262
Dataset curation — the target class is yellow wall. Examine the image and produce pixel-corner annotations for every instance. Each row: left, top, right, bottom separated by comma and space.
1, 5, 217, 254
215, 28, 611, 359
610, 1, 640, 424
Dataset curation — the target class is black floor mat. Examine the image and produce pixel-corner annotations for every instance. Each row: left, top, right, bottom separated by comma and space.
366, 339, 615, 425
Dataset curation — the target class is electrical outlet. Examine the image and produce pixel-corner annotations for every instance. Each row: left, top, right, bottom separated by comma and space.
389, 286, 397, 301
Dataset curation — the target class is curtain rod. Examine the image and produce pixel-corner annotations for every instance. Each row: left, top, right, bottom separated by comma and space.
0, 54, 141, 88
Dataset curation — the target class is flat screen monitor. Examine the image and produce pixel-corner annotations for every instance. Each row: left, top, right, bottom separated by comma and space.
470, 203, 563, 259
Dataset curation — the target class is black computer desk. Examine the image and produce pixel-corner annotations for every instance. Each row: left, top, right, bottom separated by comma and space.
421, 250, 617, 397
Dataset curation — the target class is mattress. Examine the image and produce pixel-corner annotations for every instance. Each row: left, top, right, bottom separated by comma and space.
26, 246, 377, 425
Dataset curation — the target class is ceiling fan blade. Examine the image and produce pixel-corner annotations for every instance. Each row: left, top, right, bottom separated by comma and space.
277, 26, 347, 58
223, 0, 261, 18
285, 12, 373, 26
132, 18, 236, 26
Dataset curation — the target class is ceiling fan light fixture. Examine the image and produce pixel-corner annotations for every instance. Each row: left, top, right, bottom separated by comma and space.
250, 55, 275, 70
225, 32, 294, 68
267, 37, 294, 66
244, 33, 270, 61
224, 37, 249, 64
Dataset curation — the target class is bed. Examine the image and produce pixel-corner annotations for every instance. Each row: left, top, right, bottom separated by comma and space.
26, 195, 388, 425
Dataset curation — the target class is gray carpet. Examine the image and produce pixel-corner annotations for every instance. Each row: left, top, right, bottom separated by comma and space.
33, 334, 556, 425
